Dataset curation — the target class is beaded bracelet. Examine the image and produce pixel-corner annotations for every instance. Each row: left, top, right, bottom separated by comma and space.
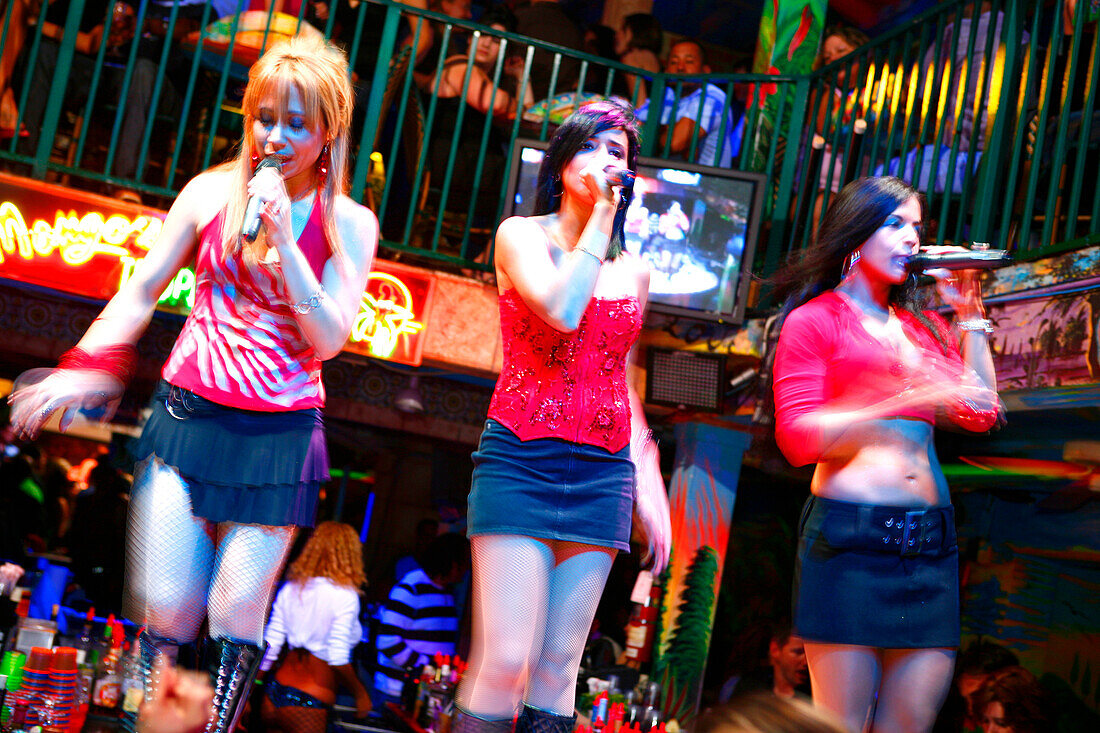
957, 318, 994, 334
291, 290, 325, 315
57, 344, 138, 384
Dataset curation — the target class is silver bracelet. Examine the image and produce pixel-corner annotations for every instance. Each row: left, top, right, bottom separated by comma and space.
957, 318, 994, 334
291, 290, 325, 315
575, 243, 604, 264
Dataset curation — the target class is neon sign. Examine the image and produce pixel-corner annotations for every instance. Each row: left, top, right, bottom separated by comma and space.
0, 174, 436, 366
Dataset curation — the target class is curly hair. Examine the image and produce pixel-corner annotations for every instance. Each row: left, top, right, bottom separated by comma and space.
697, 692, 846, 733
286, 521, 367, 591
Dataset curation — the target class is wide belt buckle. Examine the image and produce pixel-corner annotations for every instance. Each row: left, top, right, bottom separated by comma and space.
901, 509, 927, 556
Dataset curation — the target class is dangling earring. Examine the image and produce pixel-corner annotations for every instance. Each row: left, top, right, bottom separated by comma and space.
550, 174, 563, 198
250, 150, 261, 171
842, 248, 861, 277
317, 143, 330, 186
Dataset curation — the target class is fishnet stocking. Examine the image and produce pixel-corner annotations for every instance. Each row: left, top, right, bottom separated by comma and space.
208, 522, 297, 644
124, 457, 216, 643
457, 536, 615, 719
260, 695, 329, 733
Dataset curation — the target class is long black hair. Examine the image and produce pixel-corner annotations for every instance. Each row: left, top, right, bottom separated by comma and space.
772, 176, 928, 323
534, 100, 639, 259
752, 176, 941, 468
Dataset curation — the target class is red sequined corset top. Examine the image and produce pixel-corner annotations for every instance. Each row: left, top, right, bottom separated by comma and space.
488, 289, 643, 453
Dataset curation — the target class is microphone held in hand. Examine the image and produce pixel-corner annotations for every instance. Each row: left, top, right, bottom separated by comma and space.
908, 249, 1012, 271
241, 155, 285, 243
603, 165, 635, 191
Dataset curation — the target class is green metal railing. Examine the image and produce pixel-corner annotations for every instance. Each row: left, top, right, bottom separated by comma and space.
1, 0, 1097, 279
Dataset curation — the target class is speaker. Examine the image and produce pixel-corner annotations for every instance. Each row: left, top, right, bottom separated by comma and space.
645, 348, 726, 413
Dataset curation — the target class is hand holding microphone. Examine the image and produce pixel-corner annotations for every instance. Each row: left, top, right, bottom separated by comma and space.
603, 165, 635, 191
242, 155, 286, 242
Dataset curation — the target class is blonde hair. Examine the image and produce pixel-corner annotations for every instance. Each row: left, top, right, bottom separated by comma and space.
220, 34, 354, 265
697, 694, 846, 733
286, 521, 367, 590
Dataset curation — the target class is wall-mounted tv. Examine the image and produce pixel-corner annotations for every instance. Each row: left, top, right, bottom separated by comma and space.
504, 138, 765, 324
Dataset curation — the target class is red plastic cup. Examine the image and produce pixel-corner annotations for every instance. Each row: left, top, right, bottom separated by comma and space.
26, 647, 52, 672
51, 647, 78, 673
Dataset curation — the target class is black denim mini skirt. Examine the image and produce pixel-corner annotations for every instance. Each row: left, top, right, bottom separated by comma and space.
793, 495, 960, 649
134, 381, 328, 527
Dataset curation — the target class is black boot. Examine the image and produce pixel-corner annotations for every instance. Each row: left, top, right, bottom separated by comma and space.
514, 705, 576, 733
119, 631, 180, 733
453, 707, 515, 733
204, 637, 264, 733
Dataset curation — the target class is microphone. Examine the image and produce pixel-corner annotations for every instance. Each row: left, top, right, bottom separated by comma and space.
603, 165, 635, 191
241, 155, 285, 242
908, 248, 1012, 271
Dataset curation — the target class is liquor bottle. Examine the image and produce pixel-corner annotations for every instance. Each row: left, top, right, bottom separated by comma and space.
624, 571, 660, 667
90, 622, 123, 710
74, 608, 96, 667
120, 628, 145, 717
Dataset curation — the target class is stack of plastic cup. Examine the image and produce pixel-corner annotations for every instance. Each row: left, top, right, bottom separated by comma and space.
47, 647, 78, 731
6, 647, 51, 729
1, 650, 27, 726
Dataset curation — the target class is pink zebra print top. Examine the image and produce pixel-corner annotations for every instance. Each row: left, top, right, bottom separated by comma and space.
161, 197, 330, 410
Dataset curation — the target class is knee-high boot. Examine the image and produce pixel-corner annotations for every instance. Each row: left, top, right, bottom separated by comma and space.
514, 705, 576, 733
204, 637, 264, 733
453, 706, 516, 733
118, 631, 180, 733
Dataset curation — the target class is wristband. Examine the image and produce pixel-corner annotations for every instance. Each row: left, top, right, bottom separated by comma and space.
57, 344, 138, 384
957, 318, 994, 334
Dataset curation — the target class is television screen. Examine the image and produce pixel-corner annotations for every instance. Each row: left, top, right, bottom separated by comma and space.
504, 138, 765, 323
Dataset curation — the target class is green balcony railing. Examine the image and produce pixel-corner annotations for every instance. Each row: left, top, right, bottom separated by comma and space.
1, 0, 1097, 282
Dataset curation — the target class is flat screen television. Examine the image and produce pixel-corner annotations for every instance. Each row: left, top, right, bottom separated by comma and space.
504, 138, 765, 324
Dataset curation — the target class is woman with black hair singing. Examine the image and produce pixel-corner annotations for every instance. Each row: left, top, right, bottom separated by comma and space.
455, 101, 671, 733
771, 176, 1001, 732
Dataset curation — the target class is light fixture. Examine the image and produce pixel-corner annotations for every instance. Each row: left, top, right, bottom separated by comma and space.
395, 375, 424, 414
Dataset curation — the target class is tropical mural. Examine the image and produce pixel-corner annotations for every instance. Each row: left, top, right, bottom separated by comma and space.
748, 0, 826, 169
651, 423, 749, 724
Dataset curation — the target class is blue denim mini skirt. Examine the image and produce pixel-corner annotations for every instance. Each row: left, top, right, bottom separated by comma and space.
468, 419, 635, 550
134, 381, 328, 527
793, 495, 960, 649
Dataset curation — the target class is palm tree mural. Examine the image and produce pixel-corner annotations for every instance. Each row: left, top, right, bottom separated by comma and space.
653, 545, 721, 724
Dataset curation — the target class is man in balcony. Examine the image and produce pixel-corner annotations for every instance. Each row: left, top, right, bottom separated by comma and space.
635, 39, 743, 169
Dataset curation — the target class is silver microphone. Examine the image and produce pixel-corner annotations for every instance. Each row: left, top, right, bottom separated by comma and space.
241, 155, 285, 242
603, 165, 635, 191
908, 248, 1012, 271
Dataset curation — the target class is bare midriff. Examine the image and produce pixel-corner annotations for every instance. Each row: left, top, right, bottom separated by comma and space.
809, 417, 949, 507
273, 648, 338, 704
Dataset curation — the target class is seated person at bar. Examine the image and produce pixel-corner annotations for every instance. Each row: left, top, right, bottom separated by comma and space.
372, 533, 467, 707
636, 40, 742, 168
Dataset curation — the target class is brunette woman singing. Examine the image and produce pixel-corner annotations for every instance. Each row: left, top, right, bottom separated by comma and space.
771, 176, 1000, 733
455, 101, 671, 733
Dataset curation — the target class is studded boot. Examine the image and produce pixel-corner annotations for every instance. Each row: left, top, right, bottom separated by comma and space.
204, 637, 264, 733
